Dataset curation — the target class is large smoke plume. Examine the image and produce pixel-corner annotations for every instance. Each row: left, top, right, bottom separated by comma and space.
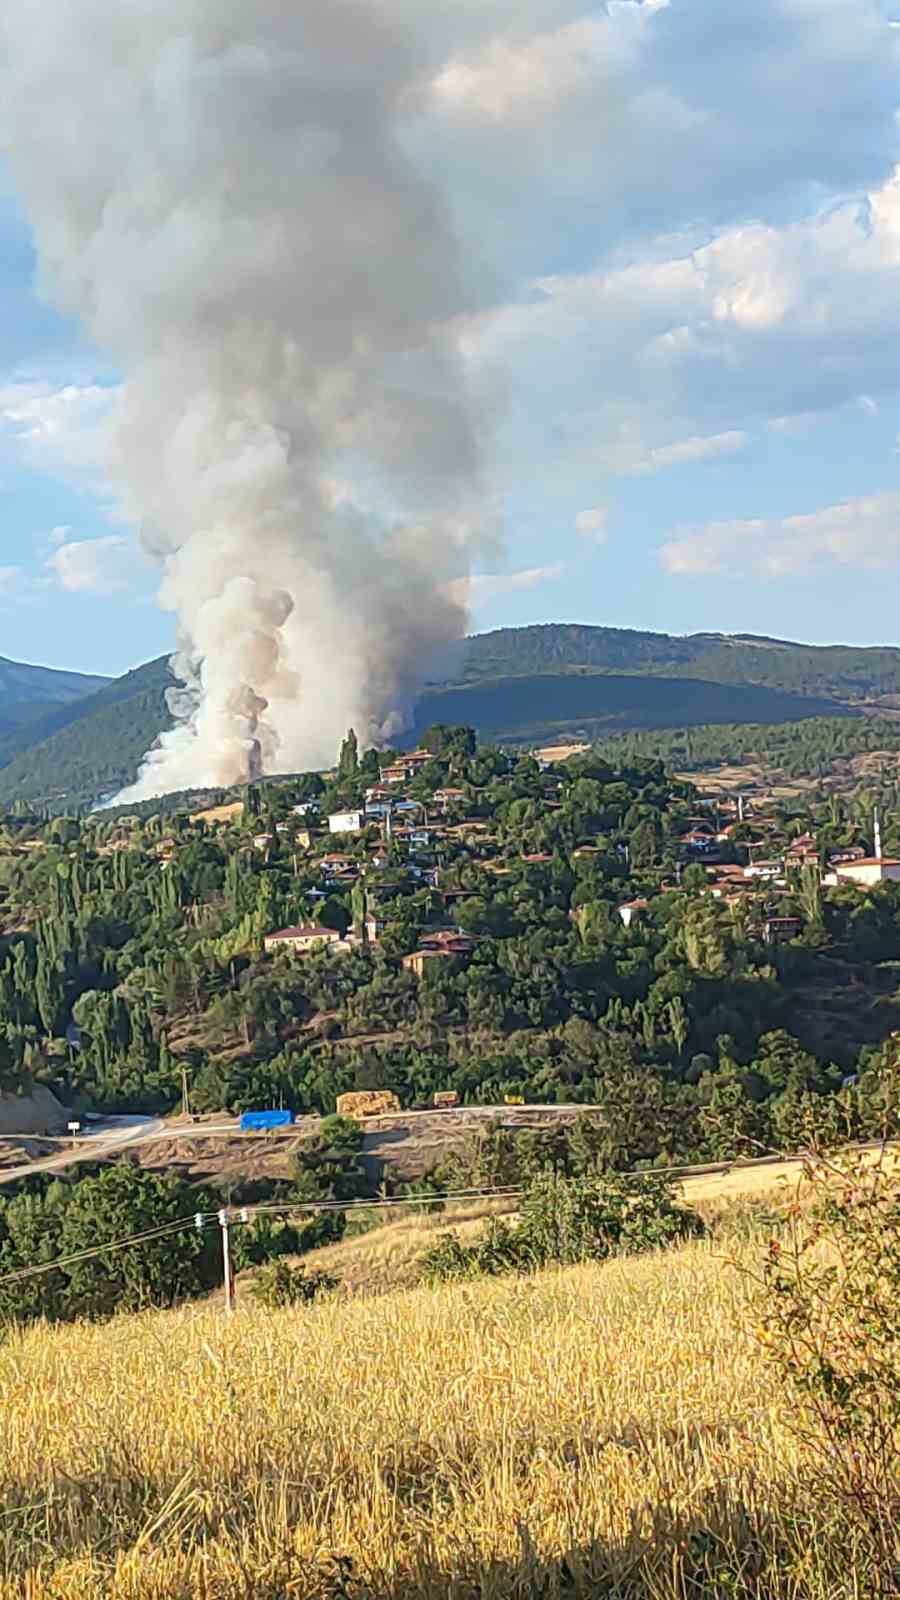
1, 0, 490, 797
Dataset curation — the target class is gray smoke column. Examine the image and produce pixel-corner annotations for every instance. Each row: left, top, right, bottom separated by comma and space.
0, 0, 489, 797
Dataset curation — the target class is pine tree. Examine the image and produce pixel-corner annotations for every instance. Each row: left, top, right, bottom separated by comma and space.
338, 729, 359, 781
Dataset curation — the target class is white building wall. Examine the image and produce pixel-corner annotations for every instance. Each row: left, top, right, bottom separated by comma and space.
835, 862, 900, 887
328, 811, 363, 834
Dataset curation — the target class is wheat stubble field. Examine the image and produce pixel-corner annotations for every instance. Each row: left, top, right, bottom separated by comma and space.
0, 1227, 866, 1600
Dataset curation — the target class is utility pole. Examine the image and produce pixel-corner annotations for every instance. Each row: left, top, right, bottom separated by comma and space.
218, 1208, 234, 1313
214, 1207, 248, 1313
181, 1065, 191, 1121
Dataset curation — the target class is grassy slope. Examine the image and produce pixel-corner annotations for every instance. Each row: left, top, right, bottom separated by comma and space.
0, 1224, 861, 1599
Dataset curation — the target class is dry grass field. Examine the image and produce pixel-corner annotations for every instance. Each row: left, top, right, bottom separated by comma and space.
0, 1218, 878, 1600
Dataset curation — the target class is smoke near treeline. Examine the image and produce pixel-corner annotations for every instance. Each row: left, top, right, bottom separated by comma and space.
0, 1, 492, 798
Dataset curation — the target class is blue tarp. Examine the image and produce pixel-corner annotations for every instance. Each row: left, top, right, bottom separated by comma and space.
239, 1109, 295, 1131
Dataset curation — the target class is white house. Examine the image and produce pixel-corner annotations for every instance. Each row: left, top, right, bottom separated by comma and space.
743, 861, 783, 880
328, 810, 364, 834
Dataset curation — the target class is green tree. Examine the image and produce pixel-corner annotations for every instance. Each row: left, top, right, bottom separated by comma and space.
338, 729, 359, 781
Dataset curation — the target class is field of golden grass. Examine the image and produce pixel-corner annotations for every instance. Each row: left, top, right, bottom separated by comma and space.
0, 1222, 869, 1599
301, 1197, 519, 1293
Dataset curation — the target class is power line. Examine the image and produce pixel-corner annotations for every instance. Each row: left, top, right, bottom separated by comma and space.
0, 1187, 525, 1294
237, 1184, 524, 1220
3, 1140, 890, 1303
0, 1214, 216, 1289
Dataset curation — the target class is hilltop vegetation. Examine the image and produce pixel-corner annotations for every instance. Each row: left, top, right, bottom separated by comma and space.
0, 655, 107, 708
0, 656, 111, 770
459, 622, 900, 699
590, 715, 900, 784
0, 655, 173, 810
411, 669, 845, 748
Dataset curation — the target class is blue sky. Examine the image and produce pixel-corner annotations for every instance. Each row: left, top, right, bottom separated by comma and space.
4, 0, 900, 678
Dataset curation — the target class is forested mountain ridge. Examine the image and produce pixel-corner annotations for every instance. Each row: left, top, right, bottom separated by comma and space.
0, 656, 174, 810
455, 624, 900, 701
3, 625, 900, 812
0, 656, 111, 767
0, 656, 108, 707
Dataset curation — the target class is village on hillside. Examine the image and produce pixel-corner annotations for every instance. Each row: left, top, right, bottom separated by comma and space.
1, 720, 900, 1148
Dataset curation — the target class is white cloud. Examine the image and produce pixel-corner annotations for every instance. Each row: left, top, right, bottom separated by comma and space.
46, 534, 137, 595
634, 431, 749, 473
47, 524, 72, 548
425, 0, 900, 287
451, 563, 565, 607
660, 490, 900, 578
574, 506, 609, 542
432, 18, 608, 125
0, 380, 115, 479
459, 161, 900, 483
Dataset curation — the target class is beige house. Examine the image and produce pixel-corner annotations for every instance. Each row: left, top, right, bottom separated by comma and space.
827, 857, 900, 888
402, 930, 474, 978
264, 925, 346, 955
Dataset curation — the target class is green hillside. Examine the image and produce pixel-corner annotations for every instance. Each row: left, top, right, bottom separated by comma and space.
0, 657, 111, 767
0, 655, 108, 707
3, 623, 900, 813
410, 670, 845, 745
0, 656, 174, 811
458, 624, 900, 700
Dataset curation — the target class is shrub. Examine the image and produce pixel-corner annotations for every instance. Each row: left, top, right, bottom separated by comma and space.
249, 1259, 336, 1308
420, 1170, 702, 1283
317, 1113, 364, 1153
756, 1152, 900, 1589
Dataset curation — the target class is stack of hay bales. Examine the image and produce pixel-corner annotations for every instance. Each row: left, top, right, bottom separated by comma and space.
335, 1090, 401, 1120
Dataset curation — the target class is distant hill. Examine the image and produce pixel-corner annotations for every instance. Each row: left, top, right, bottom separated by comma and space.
455, 625, 900, 702
0, 656, 108, 707
3, 622, 900, 812
410, 671, 847, 746
0, 656, 174, 811
0, 657, 112, 771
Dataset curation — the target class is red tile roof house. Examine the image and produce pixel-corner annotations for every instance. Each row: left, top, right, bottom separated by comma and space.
784, 834, 819, 870
401, 931, 475, 978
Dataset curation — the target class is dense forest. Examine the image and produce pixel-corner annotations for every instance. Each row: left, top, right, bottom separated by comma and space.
591, 716, 900, 782
0, 657, 174, 810
458, 624, 900, 699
